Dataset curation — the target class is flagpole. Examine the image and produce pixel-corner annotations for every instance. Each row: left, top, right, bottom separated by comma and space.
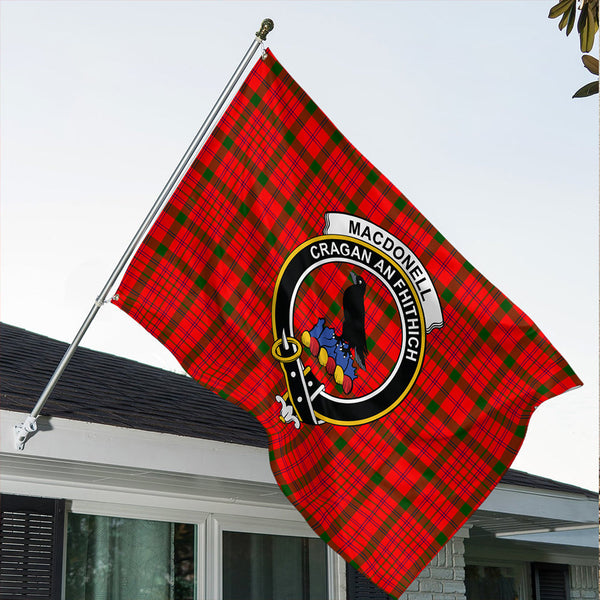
14, 18, 275, 451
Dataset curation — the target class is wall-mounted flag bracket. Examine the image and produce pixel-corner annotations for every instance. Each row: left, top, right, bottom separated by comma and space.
13, 18, 275, 451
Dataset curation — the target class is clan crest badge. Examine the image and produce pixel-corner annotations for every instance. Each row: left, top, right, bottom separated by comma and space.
271, 212, 444, 427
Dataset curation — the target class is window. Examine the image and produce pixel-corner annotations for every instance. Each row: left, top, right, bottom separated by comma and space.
466, 564, 523, 600
65, 513, 197, 600
222, 531, 328, 600
210, 514, 336, 600
1, 494, 338, 600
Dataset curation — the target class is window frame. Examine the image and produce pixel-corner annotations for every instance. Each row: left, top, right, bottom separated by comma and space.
207, 513, 346, 600
68, 500, 208, 600
66, 500, 346, 600
465, 558, 530, 600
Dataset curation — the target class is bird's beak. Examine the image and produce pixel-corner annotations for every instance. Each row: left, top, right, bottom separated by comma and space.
349, 271, 358, 285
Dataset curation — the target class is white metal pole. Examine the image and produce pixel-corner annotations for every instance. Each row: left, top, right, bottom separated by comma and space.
14, 18, 275, 451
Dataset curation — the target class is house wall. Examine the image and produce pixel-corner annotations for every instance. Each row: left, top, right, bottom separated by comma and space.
400, 528, 469, 600
569, 565, 599, 599
2, 411, 597, 600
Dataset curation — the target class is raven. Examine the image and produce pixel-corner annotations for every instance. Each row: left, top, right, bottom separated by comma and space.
341, 271, 368, 371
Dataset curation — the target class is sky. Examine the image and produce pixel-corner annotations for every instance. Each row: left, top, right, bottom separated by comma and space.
1, 1, 598, 491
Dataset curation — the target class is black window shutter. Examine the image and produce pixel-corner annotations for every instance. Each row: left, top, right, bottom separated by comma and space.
0, 494, 65, 600
346, 563, 394, 600
532, 563, 570, 600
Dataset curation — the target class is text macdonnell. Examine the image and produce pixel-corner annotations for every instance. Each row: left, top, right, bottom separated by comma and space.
348, 219, 433, 302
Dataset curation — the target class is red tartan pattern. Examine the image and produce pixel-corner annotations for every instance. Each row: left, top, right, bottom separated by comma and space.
113, 50, 581, 596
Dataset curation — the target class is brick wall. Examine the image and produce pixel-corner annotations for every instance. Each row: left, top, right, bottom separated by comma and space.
399, 528, 469, 600
569, 564, 599, 600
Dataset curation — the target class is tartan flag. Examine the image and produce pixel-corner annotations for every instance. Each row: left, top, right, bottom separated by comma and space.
113, 50, 581, 596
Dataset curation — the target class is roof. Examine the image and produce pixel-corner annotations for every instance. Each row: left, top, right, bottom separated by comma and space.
499, 468, 597, 499
1, 323, 596, 498
0, 322, 268, 448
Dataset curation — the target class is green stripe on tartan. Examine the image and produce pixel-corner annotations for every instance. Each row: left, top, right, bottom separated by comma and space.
395, 441, 408, 454
479, 328, 491, 342
371, 472, 384, 485
331, 129, 343, 144
334, 437, 348, 450
395, 195, 407, 210
306, 100, 317, 114
459, 502, 472, 516
367, 169, 379, 184
525, 327, 537, 340
493, 460, 507, 475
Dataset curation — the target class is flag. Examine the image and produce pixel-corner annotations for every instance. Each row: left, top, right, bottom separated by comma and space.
113, 50, 581, 596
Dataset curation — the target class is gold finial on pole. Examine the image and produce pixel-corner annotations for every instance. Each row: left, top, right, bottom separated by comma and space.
256, 18, 274, 41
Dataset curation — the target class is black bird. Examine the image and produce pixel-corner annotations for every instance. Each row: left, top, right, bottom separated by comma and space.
341, 271, 368, 371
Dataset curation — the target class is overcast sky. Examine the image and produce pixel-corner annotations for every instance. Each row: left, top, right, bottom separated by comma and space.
1, 1, 597, 490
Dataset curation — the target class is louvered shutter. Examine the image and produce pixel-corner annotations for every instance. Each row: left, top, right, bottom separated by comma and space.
532, 563, 570, 600
0, 494, 65, 600
346, 563, 394, 599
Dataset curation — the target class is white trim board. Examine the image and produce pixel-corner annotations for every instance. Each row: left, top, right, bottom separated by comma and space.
2, 409, 597, 531
1, 409, 274, 483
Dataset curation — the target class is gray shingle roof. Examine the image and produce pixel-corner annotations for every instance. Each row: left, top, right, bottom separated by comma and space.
2, 323, 595, 498
1, 322, 268, 447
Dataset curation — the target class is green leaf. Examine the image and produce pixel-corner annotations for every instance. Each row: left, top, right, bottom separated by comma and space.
559, 4, 572, 29
577, 3, 587, 34
566, 3, 577, 34
549, 0, 575, 19
572, 80, 599, 97
582, 54, 599, 74
576, 4, 595, 52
